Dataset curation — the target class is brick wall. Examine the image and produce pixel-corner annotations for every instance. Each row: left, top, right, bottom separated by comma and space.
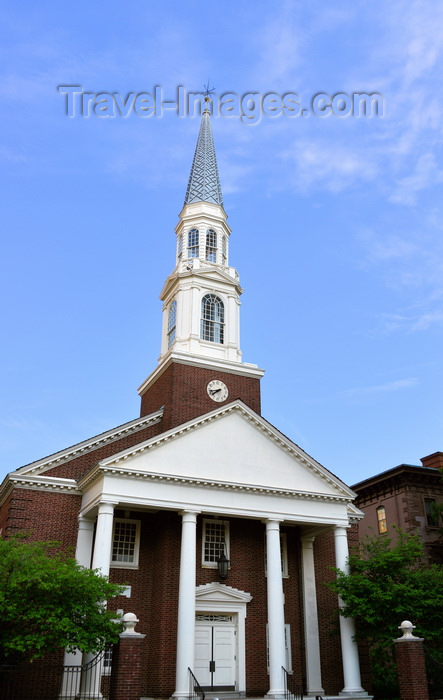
45, 422, 164, 480
140, 361, 261, 430
2, 488, 81, 548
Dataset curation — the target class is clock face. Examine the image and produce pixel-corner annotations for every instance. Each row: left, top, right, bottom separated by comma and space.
207, 379, 229, 403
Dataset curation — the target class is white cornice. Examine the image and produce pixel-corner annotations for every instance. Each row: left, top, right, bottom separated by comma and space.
6, 409, 164, 479
160, 262, 243, 302
138, 353, 264, 396
0, 474, 80, 506
79, 462, 353, 505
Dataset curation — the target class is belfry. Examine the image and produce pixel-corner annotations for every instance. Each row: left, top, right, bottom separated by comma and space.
0, 105, 370, 699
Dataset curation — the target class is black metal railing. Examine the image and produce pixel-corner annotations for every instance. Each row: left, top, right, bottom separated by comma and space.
188, 667, 205, 700
282, 666, 304, 700
0, 646, 112, 700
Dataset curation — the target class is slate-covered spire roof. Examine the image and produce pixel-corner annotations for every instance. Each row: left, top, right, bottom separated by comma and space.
184, 101, 224, 207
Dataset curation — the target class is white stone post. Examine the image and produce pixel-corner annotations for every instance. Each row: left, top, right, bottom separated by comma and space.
173, 510, 199, 699
265, 519, 286, 699
60, 517, 95, 698
300, 536, 325, 696
334, 526, 366, 695
77, 501, 117, 700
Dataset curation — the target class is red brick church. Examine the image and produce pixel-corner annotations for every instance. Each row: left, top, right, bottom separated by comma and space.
0, 101, 371, 699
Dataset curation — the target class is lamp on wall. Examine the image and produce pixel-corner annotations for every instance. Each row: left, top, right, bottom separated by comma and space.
217, 549, 230, 580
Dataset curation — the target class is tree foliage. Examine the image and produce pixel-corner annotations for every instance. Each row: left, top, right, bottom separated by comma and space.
0, 536, 124, 662
328, 528, 443, 697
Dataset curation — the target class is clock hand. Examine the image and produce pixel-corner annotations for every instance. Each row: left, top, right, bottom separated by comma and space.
209, 388, 222, 395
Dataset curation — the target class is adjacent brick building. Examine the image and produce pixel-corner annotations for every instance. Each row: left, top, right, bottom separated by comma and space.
352, 451, 443, 563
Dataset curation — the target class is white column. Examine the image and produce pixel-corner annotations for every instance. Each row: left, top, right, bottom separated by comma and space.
173, 510, 199, 698
300, 536, 324, 696
334, 526, 366, 695
76, 516, 95, 567
77, 502, 117, 700
91, 501, 117, 575
265, 519, 286, 699
60, 517, 96, 698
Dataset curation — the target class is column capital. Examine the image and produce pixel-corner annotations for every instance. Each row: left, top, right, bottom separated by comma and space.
263, 518, 283, 530
301, 535, 315, 548
179, 510, 200, 523
98, 500, 118, 514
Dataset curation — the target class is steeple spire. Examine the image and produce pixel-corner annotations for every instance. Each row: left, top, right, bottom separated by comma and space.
184, 99, 224, 207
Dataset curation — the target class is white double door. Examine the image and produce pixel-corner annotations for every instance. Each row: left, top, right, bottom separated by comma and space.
194, 616, 237, 691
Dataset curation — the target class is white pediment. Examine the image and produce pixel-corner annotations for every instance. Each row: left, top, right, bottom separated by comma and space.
196, 583, 252, 604
99, 402, 354, 501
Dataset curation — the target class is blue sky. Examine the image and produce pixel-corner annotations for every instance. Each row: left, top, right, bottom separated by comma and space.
1, 0, 442, 487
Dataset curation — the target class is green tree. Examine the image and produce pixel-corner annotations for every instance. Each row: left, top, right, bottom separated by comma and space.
0, 536, 124, 662
328, 529, 443, 698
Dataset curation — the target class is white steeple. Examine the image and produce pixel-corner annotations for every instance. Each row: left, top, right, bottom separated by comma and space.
138, 102, 263, 401
159, 103, 246, 369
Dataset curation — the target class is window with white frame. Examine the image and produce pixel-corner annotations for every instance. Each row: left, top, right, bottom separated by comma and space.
205, 229, 217, 262
177, 233, 183, 260
202, 519, 230, 567
264, 532, 289, 577
200, 294, 224, 344
111, 519, 141, 568
266, 624, 292, 673
167, 300, 177, 349
187, 228, 199, 258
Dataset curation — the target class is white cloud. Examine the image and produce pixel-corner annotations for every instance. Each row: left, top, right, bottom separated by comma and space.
341, 377, 418, 400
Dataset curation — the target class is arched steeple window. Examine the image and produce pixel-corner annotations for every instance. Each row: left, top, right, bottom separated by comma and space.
177, 234, 183, 260
201, 294, 224, 344
187, 228, 199, 258
167, 300, 177, 349
205, 229, 217, 262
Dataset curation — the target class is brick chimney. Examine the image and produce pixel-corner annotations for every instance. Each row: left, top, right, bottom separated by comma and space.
420, 452, 443, 469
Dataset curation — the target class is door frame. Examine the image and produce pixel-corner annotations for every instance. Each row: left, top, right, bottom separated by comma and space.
195, 583, 252, 694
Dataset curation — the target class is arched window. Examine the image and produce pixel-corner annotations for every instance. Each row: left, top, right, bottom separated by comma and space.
187, 228, 199, 258
205, 229, 217, 262
177, 234, 183, 260
376, 506, 387, 534
167, 300, 177, 349
201, 294, 224, 344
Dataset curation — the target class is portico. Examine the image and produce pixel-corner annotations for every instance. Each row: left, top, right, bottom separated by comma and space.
73, 400, 368, 698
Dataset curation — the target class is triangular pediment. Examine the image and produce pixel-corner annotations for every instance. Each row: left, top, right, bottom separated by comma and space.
196, 583, 252, 604
97, 401, 354, 502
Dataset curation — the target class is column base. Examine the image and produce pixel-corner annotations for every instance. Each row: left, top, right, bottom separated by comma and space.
265, 692, 285, 699
339, 691, 370, 697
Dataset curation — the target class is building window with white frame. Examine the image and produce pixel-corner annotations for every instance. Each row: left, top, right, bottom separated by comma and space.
200, 294, 224, 344
167, 300, 177, 349
111, 519, 141, 568
177, 233, 183, 260
264, 532, 289, 577
266, 624, 292, 673
202, 519, 230, 567
205, 229, 217, 262
187, 228, 199, 258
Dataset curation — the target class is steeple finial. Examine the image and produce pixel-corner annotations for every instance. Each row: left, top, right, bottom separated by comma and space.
184, 87, 223, 207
